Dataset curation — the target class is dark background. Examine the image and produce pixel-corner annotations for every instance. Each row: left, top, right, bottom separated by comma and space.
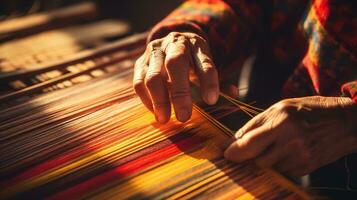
0, 0, 182, 32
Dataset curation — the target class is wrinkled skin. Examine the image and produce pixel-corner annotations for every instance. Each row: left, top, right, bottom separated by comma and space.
224, 96, 357, 177
133, 32, 219, 123
134, 32, 357, 177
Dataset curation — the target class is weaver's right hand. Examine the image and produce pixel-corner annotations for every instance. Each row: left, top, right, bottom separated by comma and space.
133, 32, 219, 123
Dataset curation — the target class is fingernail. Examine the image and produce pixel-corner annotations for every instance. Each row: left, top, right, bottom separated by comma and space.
156, 115, 166, 123
206, 90, 218, 105
177, 109, 190, 122
235, 129, 244, 139
155, 109, 169, 124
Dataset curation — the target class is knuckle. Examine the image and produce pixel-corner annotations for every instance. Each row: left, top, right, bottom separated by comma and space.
189, 37, 198, 46
190, 34, 205, 42
133, 78, 143, 88
151, 49, 165, 58
189, 35, 208, 47
274, 99, 296, 113
168, 40, 188, 52
201, 62, 217, 75
147, 39, 162, 50
144, 72, 161, 87
165, 53, 187, 69
271, 99, 303, 123
171, 89, 190, 99
153, 101, 170, 108
168, 32, 177, 37
167, 31, 181, 38
177, 36, 189, 45
133, 80, 143, 91
173, 42, 188, 52
192, 33, 205, 40
200, 56, 213, 64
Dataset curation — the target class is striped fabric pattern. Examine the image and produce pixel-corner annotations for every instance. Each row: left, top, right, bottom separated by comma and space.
0, 69, 308, 199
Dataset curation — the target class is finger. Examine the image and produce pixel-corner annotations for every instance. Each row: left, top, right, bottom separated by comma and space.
235, 112, 266, 139
224, 124, 277, 163
164, 38, 192, 122
255, 144, 287, 168
133, 55, 153, 111
144, 49, 171, 123
190, 37, 219, 105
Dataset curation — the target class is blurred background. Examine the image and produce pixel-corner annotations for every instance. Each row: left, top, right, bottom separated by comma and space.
0, 0, 183, 96
0, 0, 181, 32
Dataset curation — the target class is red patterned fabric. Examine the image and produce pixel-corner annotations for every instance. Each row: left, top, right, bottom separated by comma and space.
342, 81, 357, 103
149, 0, 357, 103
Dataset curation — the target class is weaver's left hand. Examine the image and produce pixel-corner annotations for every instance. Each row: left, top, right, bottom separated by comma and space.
224, 96, 357, 177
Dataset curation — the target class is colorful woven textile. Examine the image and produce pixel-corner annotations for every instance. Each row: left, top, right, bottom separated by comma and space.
0, 69, 309, 199
149, 0, 357, 103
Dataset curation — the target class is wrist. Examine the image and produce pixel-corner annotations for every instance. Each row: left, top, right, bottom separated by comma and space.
148, 21, 207, 43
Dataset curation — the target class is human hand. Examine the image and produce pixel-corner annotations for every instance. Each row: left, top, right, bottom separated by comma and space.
224, 96, 357, 177
133, 32, 219, 123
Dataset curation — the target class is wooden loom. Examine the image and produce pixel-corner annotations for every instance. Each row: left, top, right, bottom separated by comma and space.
0, 4, 314, 200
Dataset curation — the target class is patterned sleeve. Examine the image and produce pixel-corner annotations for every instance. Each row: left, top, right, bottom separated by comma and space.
147, 0, 264, 67
342, 81, 357, 103
282, 0, 357, 104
